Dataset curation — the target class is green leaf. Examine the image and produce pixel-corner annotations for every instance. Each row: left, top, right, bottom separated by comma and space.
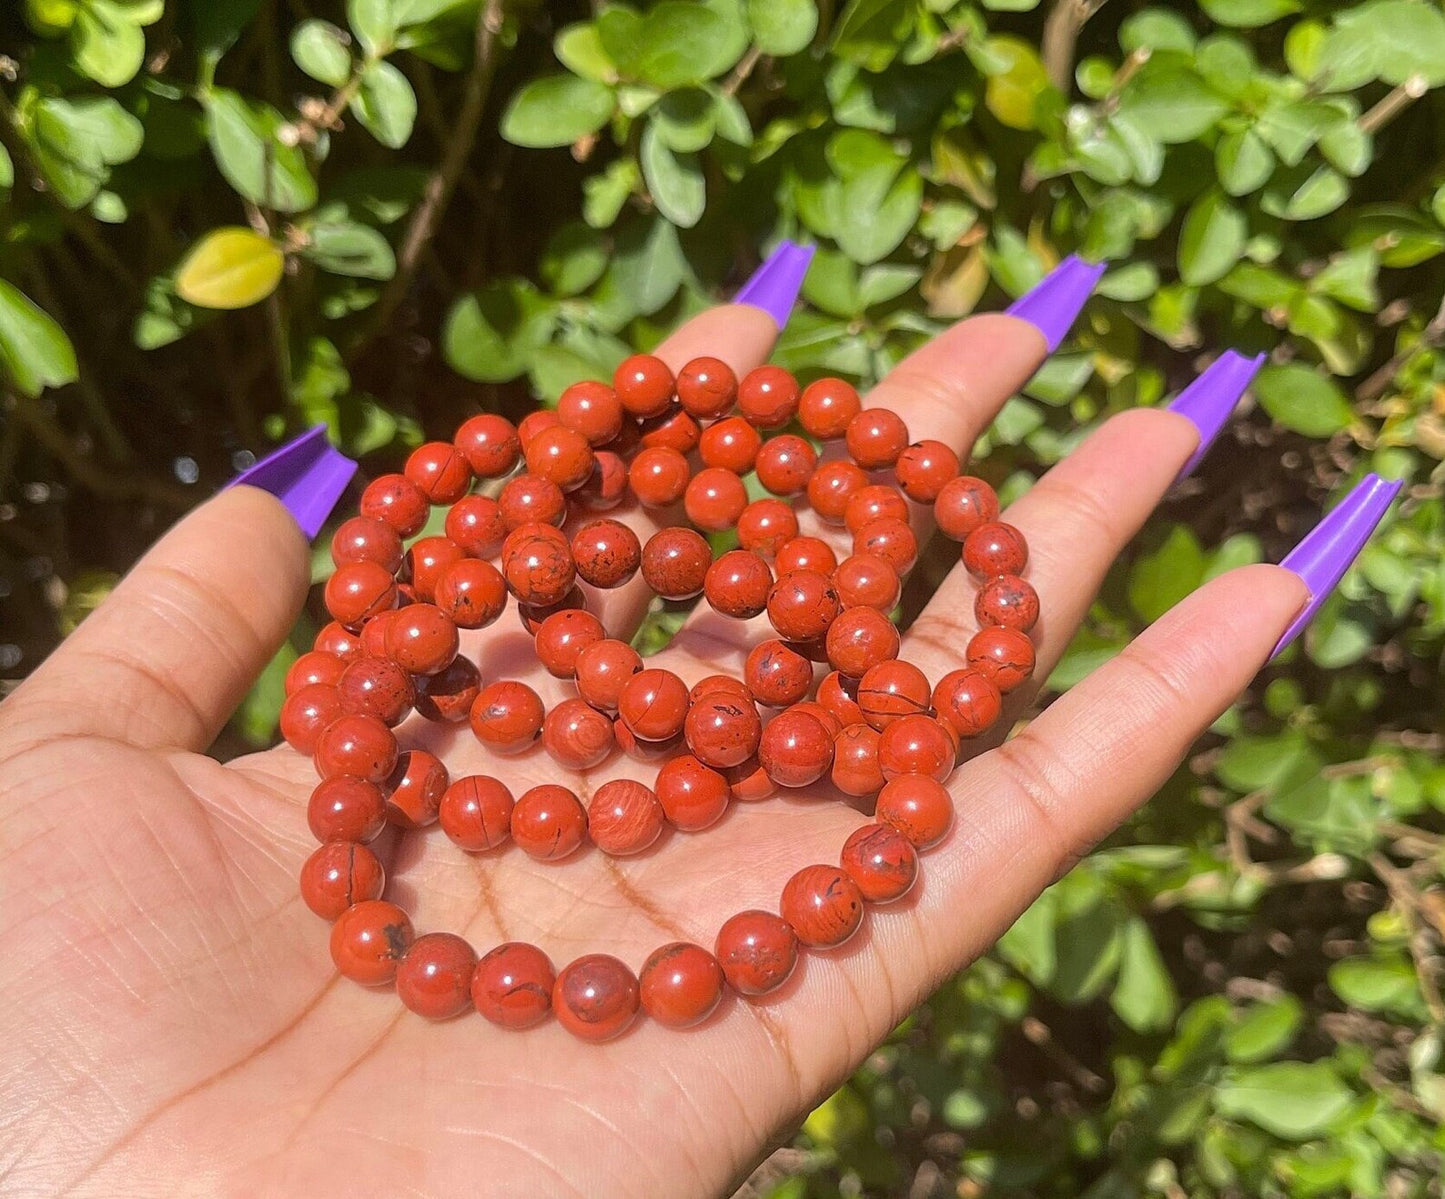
133, 275, 206, 350
997, 887, 1057, 985
832, 0, 914, 71
1340, 0, 1445, 86
188, 0, 262, 63
0, 278, 78, 397
1128, 524, 1206, 622
347, 0, 394, 55
73, 0, 149, 87
539, 222, 608, 296
1267, 165, 1349, 221
1330, 954, 1424, 1017
982, 36, 1052, 131
291, 20, 353, 87
1178, 190, 1247, 286
500, 75, 615, 149
1216, 1062, 1354, 1139
1253, 363, 1356, 436
1225, 996, 1304, 1063
351, 59, 417, 148
28, 95, 144, 208
1256, 100, 1346, 167
1110, 919, 1178, 1033
1311, 247, 1379, 311
1120, 8, 1196, 54
301, 220, 396, 280
1216, 127, 1274, 196
555, 22, 615, 83
749, 0, 816, 54
608, 1, 740, 88
0, 144, 13, 191
175, 227, 285, 309
640, 122, 705, 227
1120, 66, 1230, 143
1199, 0, 1300, 26
442, 278, 558, 382
204, 89, 317, 213
609, 216, 687, 313
652, 89, 714, 153
582, 158, 640, 228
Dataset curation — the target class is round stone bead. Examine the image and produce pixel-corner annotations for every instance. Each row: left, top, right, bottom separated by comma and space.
617, 668, 690, 741
628, 446, 690, 507
725, 757, 775, 802
525, 425, 594, 492
654, 754, 731, 831
511, 785, 588, 860
534, 609, 606, 679
640, 406, 701, 454
817, 670, 865, 728
966, 627, 1036, 693
641, 527, 711, 600
781, 865, 864, 948
797, 377, 862, 440
876, 775, 954, 848
831, 723, 885, 797
839, 822, 919, 903
554, 954, 640, 1042
844, 484, 910, 535
383, 749, 449, 829
894, 439, 960, 502
405, 440, 473, 505
684, 694, 763, 769
737, 365, 799, 428
575, 639, 643, 711
614, 353, 675, 419
613, 721, 683, 763
684, 468, 748, 532
774, 536, 837, 577
396, 933, 477, 1020
577, 450, 628, 511
502, 523, 575, 606
853, 517, 918, 576
691, 674, 754, 704
792, 700, 842, 740
308, 776, 387, 844
715, 910, 798, 996
557, 379, 624, 446
877, 714, 955, 783
825, 606, 900, 679
744, 639, 813, 708
587, 780, 665, 856
736, 498, 799, 557
454, 413, 521, 477
963, 521, 1029, 578
571, 519, 642, 589
758, 708, 834, 788
445, 494, 507, 557
676, 356, 737, 419
933, 475, 1000, 541
698, 416, 762, 473
766, 570, 840, 643
360, 473, 428, 538
324, 561, 397, 630
516, 586, 587, 635
280, 683, 344, 756
754, 435, 817, 496
414, 655, 482, 723
469, 681, 545, 754
976, 574, 1040, 631
329, 899, 413, 985
498, 473, 566, 530
833, 553, 901, 612
314, 713, 398, 782
806, 460, 869, 525
640, 942, 725, 1028
543, 698, 615, 770
357, 610, 398, 659
857, 660, 932, 731
518, 410, 560, 450
472, 942, 555, 1029
704, 550, 773, 620
300, 842, 386, 920
434, 559, 508, 630
438, 775, 514, 851
314, 621, 363, 662
932, 668, 1003, 738
845, 408, 909, 469
385, 603, 459, 676
404, 535, 466, 603
331, 515, 404, 573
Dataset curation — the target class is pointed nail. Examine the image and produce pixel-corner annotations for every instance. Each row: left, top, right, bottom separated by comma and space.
225, 425, 358, 541
1169, 350, 1267, 479
734, 240, 814, 330
1271, 473, 1404, 658
1005, 254, 1106, 353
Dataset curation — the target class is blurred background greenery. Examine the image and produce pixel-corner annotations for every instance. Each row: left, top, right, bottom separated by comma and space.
1, 0, 1443, 1193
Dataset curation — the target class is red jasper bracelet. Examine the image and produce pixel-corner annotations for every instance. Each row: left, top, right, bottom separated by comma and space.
283, 353, 1037, 1038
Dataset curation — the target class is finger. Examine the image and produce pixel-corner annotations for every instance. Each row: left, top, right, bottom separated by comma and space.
1, 487, 311, 753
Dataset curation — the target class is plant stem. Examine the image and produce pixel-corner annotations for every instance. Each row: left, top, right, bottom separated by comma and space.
1041, 0, 1108, 91
1359, 74, 1428, 135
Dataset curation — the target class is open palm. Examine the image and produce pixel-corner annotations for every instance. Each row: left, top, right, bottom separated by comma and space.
0, 301, 1305, 1197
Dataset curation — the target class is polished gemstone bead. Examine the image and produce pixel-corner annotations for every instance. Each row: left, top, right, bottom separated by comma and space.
683, 467, 748, 532
454, 413, 521, 478
405, 440, 473, 505
358, 609, 399, 659
613, 721, 683, 763
704, 550, 773, 620
895, 439, 960, 502
324, 560, 397, 630
932, 668, 1003, 738
628, 446, 690, 507
360, 473, 429, 538
308, 776, 387, 844
698, 415, 762, 473
617, 668, 690, 741
639, 942, 724, 1028
797, 377, 861, 440
825, 606, 900, 679
857, 660, 932, 731
641, 527, 711, 600
876, 714, 955, 782
614, 353, 675, 419
498, 473, 566, 529
404, 535, 466, 603
806, 460, 869, 526
468, 680, 545, 754
737, 365, 800, 429
817, 669, 866, 728
543, 697, 615, 770
329, 899, 413, 985
640, 405, 701, 455
587, 780, 665, 856
554, 954, 640, 1041
715, 910, 798, 996
845, 408, 909, 469
844, 484, 910, 535
963, 521, 1029, 578
758, 708, 834, 788
933, 475, 1000, 541
774, 536, 837, 577
385, 603, 459, 675
571, 519, 642, 589
397, 933, 477, 1020
574, 639, 643, 711
331, 515, 404, 573
684, 694, 763, 769
833, 553, 901, 612
975, 573, 1040, 631
314, 713, 398, 782
314, 621, 363, 662
725, 757, 776, 802
577, 449, 628, 512
654, 754, 731, 831
502, 522, 576, 607
676, 356, 737, 419
831, 723, 885, 797
472, 942, 555, 1029
766, 570, 840, 643
337, 655, 415, 725
690, 674, 754, 704
557, 380, 624, 446
433, 559, 507, 631
301, 841, 385, 920
736, 498, 799, 557
525, 425, 595, 492
444, 494, 507, 557
754, 434, 816, 497
438, 774, 514, 851
516, 585, 586, 635
511, 784, 588, 860
383, 749, 449, 829
839, 822, 919, 903
280, 683, 344, 756
791, 700, 842, 740
781, 865, 864, 948
966, 626, 1036, 693
534, 609, 606, 678
745, 639, 813, 708
853, 517, 918, 575
876, 774, 954, 848
414, 654, 481, 723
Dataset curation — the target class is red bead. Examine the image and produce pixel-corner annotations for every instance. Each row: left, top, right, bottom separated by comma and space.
833, 553, 901, 612
654, 754, 731, 830
831, 723, 885, 797
966, 626, 1035, 692
840, 822, 919, 903
360, 473, 428, 538
641, 527, 711, 600
402, 536, 463, 605
806, 460, 869, 526
511, 784, 588, 860
329, 899, 413, 985
454, 413, 521, 477
818, 669, 865, 728
844, 484, 910, 535
781, 865, 864, 948
314, 713, 398, 782
896, 440, 960, 502
384, 749, 449, 829
557, 380, 624, 446
845, 408, 910, 469
525, 425, 594, 492
691, 674, 754, 704
798, 377, 862, 440
614, 353, 675, 419
469, 681, 544, 754
676, 356, 737, 419
736, 498, 799, 558
405, 440, 473, 505
577, 449, 628, 511
766, 570, 840, 643
516, 586, 586, 635
759, 707, 834, 788
640, 942, 724, 1028
774, 536, 837, 577
932, 668, 1003, 738
358, 609, 399, 659
963, 521, 1029, 578
331, 515, 404, 573
433, 559, 506, 630
628, 446, 690, 507
554, 954, 640, 1042
975, 573, 1039, 631
543, 697, 615, 769
640, 405, 701, 454
934, 476, 1000, 541
517, 409, 560, 449
385, 603, 459, 675
744, 639, 813, 708
704, 550, 773, 620
286, 650, 345, 695
472, 942, 555, 1028
534, 609, 606, 678
438, 774, 514, 851
502, 523, 575, 606
737, 365, 799, 429
308, 776, 387, 844
698, 416, 761, 473
498, 473, 566, 529
684, 694, 763, 769
613, 720, 683, 763
877, 714, 955, 782
754, 435, 817, 497
325, 561, 397, 630
587, 780, 665, 855
414, 654, 481, 723
574, 638, 642, 711
857, 660, 931, 731
853, 517, 918, 575
715, 910, 798, 995
396, 932, 477, 1020
876, 775, 954, 848
280, 683, 343, 755
301, 841, 386, 919
683, 467, 748, 532
825, 606, 900, 679
444, 494, 507, 558
337, 656, 415, 725
791, 699, 842, 739
726, 757, 776, 802
314, 621, 363, 662
571, 519, 641, 589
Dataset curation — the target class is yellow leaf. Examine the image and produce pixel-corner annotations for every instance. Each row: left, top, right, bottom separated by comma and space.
984, 36, 1050, 132
175, 227, 284, 310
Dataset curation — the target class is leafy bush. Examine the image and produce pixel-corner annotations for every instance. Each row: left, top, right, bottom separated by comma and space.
2, 0, 1444, 1193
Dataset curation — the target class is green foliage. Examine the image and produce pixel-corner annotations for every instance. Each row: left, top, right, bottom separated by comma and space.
3, 1, 1445, 1195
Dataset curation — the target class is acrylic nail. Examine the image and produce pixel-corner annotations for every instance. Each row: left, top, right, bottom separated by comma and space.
1004, 254, 1107, 353
1272, 472, 1404, 658
1169, 350, 1267, 480
734, 240, 815, 330
225, 424, 358, 541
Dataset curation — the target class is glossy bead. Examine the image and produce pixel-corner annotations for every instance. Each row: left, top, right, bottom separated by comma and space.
806, 460, 869, 526
357, 609, 399, 659
781, 865, 864, 949
840, 822, 919, 903
571, 519, 641, 590
516, 586, 586, 635
628, 446, 690, 507
895, 439, 960, 502
833, 553, 901, 612
554, 954, 640, 1042
614, 353, 675, 419
758, 707, 834, 788
469, 681, 545, 754
932, 668, 1003, 738
517, 409, 560, 448
755, 435, 817, 497
877, 714, 955, 782
617, 668, 690, 741
308, 776, 387, 844
818, 669, 866, 728
395, 933, 477, 1020
511, 784, 588, 860
698, 416, 762, 473
774, 536, 837, 577
577, 449, 628, 511
737, 365, 799, 429
691, 674, 754, 704
534, 609, 606, 678
792, 699, 843, 740
434, 559, 507, 630
543, 697, 615, 769
934, 475, 1001, 541
335, 657, 412, 727
405, 440, 473, 505
502, 523, 575, 606
825, 606, 900, 678
437, 774, 514, 852
684, 694, 763, 769
798, 377, 862, 439
640, 942, 724, 1028
876, 775, 954, 848
301, 841, 386, 920
967, 626, 1035, 692
384, 749, 449, 828
853, 517, 918, 576
498, 473, 566, 529
683, 467, 748, 533
472, 943, 555, 1028
574, 638, 642, 711
639, 405, 701, 454
704, 550, 773, 620
558, 380, 624, 446
844, 484, 910, 535
325, 561, 397, 629
404, 535, 466, 603
845, 408, 909, 469
414, 654, 481, 723
736, 499, 799, 558
766, 570, 840, 643
654, 754, 731, 830
857, 660, 931, 731
613, 721, 683, 763
715, 910, 798, 996
745, 639, 813, 708
360, 473, 428, 538
676, 356, 737, 419
331, 515, 404, 573
641, 527, 711, 601
314, 713, 398, 782
831, 723, 885, 797
726, 757, 776, 802
975, 573, 1040, 631
587, 780, 665, 855
280, 683, 343, 755
445, 494, 507, 558
385, 603, 459, 676
524, 425, 594, 492
314, 621, 363, 662
286, 650, 345, 695
963, 521, 1029, 578
454, 412, 521, 477
329, 899, 413, 985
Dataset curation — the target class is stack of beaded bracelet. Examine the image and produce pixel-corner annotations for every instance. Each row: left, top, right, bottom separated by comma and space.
281, 352, 1037, 1039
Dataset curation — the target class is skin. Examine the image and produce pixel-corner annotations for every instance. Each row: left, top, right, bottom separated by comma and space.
0, 303, 1308, 1197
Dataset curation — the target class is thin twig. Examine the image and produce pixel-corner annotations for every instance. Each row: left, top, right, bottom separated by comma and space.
722, 46, 762, 97
1359, 74, 1428, 135
1369, 853, 1445, 1025
1041, 0, 1108, 91
1357, 292, 1445, 402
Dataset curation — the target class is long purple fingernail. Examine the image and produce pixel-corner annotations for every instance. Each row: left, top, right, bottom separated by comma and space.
225, 424, 357, 540
734, 240, 814, 330
1005, 254, 1106, 352
1272, 473, 1404, 658
1169, 350, 1267, 479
